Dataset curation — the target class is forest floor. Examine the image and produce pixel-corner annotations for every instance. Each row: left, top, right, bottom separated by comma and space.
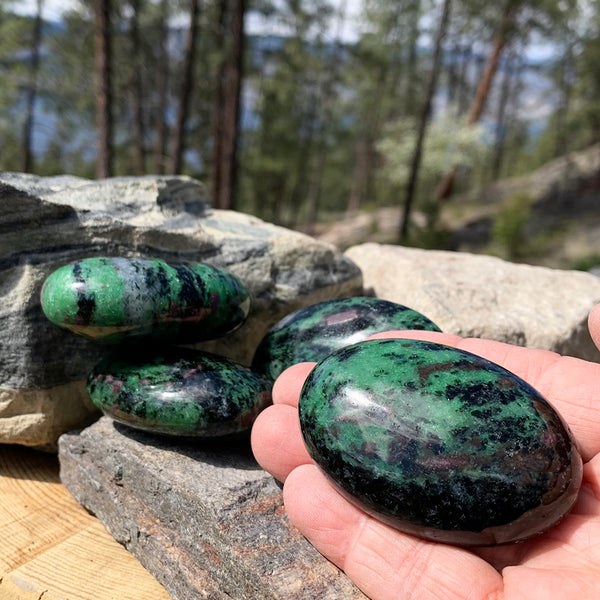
314, 144, 600, 272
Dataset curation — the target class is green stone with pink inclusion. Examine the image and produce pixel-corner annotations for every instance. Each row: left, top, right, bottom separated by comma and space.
87, 348, 272, 437
299, 338, 583, 546
41, 257, 249, 344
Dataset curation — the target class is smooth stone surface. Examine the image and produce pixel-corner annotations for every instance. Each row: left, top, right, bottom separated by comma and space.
252, 297, 441, 380
299, 338, 583, 546
87, 349, 272, 437
41, 257, 249, 344
345, 243, 600, 362
58, 417, 369, 600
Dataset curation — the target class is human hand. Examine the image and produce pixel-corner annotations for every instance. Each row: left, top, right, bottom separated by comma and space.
251, 304, 600, 600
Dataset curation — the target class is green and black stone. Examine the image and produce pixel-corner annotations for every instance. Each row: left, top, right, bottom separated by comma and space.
252, 297, 441, 381
41, 257, 249, 344
87, 348, 272, 437
299, 338, 582, 546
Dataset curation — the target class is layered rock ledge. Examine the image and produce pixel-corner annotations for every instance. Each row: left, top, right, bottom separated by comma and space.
0, 173, 362, 449
59, 417, 367, 600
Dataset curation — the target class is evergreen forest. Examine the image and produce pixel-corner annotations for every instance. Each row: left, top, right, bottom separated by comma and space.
2, 0, 600, 269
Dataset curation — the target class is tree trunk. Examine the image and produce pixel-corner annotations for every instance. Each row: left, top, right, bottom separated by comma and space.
446, 37, 460, 108
466, 7, 514, 126
210, 0, 246, 210
404, 0, 421, 116
554, 44, 574, 158
302, 4, 346, 233
94, 0, 114, 178
22, 0, 44, 173
303, 147, 325, 235
346, 137, 367, 217
210, 0, 227, 207
346, 65, 386, 217
456, 44, 471, 115
491, 50, 516, 182
434, 2, 515, 201
399, 0, 452, 243
287, 136, 313, 228
153, 0, 169, 174
171, 0, 200, 175
128, 0, 145, 174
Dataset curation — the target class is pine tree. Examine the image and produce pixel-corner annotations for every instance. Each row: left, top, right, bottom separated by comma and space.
94, 0, 114, 178
346, 0, 409, 215
171, 0, 200, 174
152, 0, 170, 174
211, 0, 246, 210
127, 0, 145, 174
21, 0, 44, 173
399, 0, 452, 242
434, 0, 578, 200
238, 0, 336, 224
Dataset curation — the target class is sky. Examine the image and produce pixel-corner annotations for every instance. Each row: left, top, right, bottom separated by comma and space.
15, 0, 364, 43
13, 0, 565, 59
14, 0, 77, 20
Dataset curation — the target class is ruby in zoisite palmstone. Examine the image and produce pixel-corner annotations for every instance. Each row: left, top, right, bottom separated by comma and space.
252, 296, 441, 381
87, 348, 272, 438
299, 338, 582, 546
41, 257, 249, 344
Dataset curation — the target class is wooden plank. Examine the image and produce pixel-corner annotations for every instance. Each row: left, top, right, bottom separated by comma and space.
0, 445, 171, 600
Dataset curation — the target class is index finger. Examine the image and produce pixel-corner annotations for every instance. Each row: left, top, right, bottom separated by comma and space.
272, 362, 316, 407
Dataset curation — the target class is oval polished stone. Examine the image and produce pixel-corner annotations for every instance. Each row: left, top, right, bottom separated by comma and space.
252, 297, 441, 381
87, 348, 272, 437
41, 257, 249, 343
299, 338, 582, 546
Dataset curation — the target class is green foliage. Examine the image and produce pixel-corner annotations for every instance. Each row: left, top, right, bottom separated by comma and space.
0, 9, 36, 168
489, 192, 533, 260
237, 0, 343, 223
377, 110, 488, 190
0, 0, 594, 270
573, 253, 600, 272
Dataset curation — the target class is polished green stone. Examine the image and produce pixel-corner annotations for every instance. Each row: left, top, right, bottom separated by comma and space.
41, 257, 249, 343
299, 338, 582, 546
252, 297, 441, 381
87, 348, 272, 437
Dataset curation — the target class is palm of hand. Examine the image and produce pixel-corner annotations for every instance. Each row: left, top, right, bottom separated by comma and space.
251, 308, 600, 600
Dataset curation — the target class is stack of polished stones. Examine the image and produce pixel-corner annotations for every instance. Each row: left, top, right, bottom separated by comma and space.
42, 257, 583, 547
41, 256, 271, 438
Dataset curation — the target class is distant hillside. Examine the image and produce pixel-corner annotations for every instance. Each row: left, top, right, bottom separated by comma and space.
454, 143, 600, 214
446, 143, 600, 267
315, 144, 600, 270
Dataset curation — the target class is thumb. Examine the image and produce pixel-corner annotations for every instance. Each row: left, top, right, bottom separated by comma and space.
588, 304, 600, 352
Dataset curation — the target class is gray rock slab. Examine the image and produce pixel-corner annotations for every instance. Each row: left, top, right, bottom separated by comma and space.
59, 417, 367, 600
345, 243, 600, 361
1, 173, 362, 448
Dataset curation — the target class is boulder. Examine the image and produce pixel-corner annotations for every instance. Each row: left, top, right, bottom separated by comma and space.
0, 173, 362, 449
59, 417, 368, 600
345, 243, 600, 362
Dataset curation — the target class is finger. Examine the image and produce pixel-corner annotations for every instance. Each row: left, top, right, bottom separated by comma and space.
272, 362, 316, 407
369, 330, 600, 461
368, 330, 463, 345
250, 404, 312, 482
588, 303, 600, 351
573, 454, 600, 516
283, 464, 503, 600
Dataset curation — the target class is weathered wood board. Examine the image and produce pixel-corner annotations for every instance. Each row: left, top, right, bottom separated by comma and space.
0, 444, 170, 600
